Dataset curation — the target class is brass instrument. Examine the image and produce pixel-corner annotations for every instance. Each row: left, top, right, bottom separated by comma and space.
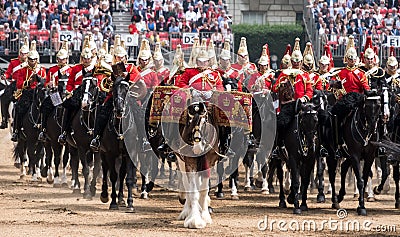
100, 77, 113, 93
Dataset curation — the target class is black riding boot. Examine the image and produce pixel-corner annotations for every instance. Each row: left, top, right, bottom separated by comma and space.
58, 108, 74, 145
11, 111, 21, 142
39, 97, 54, 142
90, 100, 113, 152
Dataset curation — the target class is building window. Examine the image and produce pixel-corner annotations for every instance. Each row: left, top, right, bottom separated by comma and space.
242, 11, 265, 24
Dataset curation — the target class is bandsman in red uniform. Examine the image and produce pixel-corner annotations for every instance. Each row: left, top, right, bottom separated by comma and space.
217, 39, 241, 91
330, 35, 373, 151
38, 40, 72, 141
11, 41, 47, 141
0, 37, 30, 129
317, 45, 336, 90
232, 37, 258, 93
302, 42, 323, 91
253, 44, 274, 91
153, 42, 170, 86
58, 36, 98, 145
272, 38, 313, 134
176, 38, 224, 91
168, 44, 187, 86
137, 39, 158, 90
112, 35, 141, 83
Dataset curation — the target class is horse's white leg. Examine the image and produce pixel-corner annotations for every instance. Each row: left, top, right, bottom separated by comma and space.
47, 166, 54, 184
231, 176, 238, 199
244, 165, 251, 189
61, 167, 68, 186
199, 174, 211, 224
367, 177, 375, 201
184, 172, 206, 229
178, 171, 191, 221
19, 163, 26, 179
284, 165, 291, 193
261, 178, 269, 194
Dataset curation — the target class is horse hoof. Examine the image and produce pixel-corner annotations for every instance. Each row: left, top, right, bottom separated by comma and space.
208, 206, 213, 214
126, 206, 135, 213
353, 193, 359, 198
118, 199, 126, 207
367, 197, 375, 202
53, 183, 61, 188
140, 192, 148, 199
231, 195, 239, 200
331, 203, 340, 209
357, 208, 367, 216
300, 204, 308, 211
279, 201, 287, 208
215, 192, 224, 199
90, 189, 96, 197
244, 186, 251, 192
83, 192, 92, 200
41, 167, 48, 178
109, 203, 119, 210
72, 189, 81, 194
47, 178, 54, 185
373, 186, 381, 195
261, 190, 269, 195
146, 181, 155, 192
269, 186, 275, 194
100, 194, 109, 203
255, 179, 263, 189
293, 208, 302, 214
395, 202, 400, 209
178, 197, 186, 205
317, 194, 326, 203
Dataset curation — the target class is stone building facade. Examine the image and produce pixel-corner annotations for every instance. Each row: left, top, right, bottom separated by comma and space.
227, 0, 305, 25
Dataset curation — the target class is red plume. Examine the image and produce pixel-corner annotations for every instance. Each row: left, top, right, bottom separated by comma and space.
284, 44, 291, 56
390, 46, 396, 57
363, 36, 373, 63
323, 44, 334, 70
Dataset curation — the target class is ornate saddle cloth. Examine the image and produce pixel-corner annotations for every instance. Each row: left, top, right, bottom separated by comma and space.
149, 86, 253, 131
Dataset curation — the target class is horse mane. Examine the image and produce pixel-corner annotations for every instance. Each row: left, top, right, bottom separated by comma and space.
330, 92, 364, 121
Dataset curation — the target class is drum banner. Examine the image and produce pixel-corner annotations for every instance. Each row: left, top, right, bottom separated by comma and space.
149, 86, 190, 124
210, 91, 252, 131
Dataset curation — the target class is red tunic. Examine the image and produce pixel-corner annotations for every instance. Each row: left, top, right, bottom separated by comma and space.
333, 66, 370, 93
15, 65, 46, 90
66, 64, 96, 92
272, 69, 313, 102
46, 64, 72, 87
176, 68, 224, 91
126, 63, 141, 83
137, 66, 158, 89
4, 58, 25, 80
308, 71, 323, 91
154, 66, 170, 85
217, 66, 242, 91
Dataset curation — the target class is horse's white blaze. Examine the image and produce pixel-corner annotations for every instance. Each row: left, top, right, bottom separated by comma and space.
81, 81, 90, 108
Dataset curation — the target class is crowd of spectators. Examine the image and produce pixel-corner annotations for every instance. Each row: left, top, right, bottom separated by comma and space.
128, 0, 233, 49
0, 0, 114, 54
309, 0, 400, 51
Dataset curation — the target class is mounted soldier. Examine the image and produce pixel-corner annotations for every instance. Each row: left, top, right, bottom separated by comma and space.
303, 42, 323, 91
275, 44, 292, 81
0, 37, 29, 129
272, 37, 313, 139
330, 35, 373, 152
232, 37, 258, 93
90, 35, 145, 151
58, 36, 97, 145
11, 40, 47, 142
153, 42, 170, 86
168, 44, 187, 86
38, 39, 72, 141
137, 39, 158, 90
217, 39, 240, 92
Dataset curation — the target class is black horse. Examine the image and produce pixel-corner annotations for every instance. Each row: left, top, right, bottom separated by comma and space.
322, 93, 381, 215
99, 75, 140, 211
13, 79, 46, 181
275, 101, 319, 213
66, 77, 101, 199
40, 85, 71, 187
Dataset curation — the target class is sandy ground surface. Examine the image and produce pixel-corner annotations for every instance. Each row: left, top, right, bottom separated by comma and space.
0, 128, 399, 237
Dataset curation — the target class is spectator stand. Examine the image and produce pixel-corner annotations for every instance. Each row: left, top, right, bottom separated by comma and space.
304, 0, 400, 67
